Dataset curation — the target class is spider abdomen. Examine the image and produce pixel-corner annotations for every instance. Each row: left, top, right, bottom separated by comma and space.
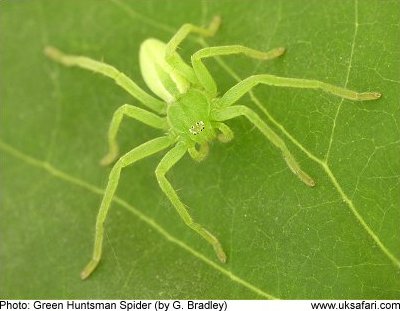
139, 38, 190, 104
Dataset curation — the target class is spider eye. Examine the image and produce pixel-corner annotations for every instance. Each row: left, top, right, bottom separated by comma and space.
189, 120, 205, 135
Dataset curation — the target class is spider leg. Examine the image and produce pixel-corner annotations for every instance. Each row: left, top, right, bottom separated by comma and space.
191, 45, 285, 97
163, 17, 221, 85
101, 104, 168, 166
44, 46, 166, 114
213, 122, 234, 143
188, 142, 209, 162
213, 106, 315, 187
81, 136, 173, 280
217, 74, 381, 108
155, 142, 226, 263
165, 16, 221, 58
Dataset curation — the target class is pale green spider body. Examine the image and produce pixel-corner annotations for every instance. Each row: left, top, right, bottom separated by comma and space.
44, 16, 380, 280
140, 38, 191, 103
167, 89, 216, 145
140, 38, 217, 146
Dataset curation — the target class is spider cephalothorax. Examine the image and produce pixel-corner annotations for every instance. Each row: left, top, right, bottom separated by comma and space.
45, 16, 380, 279
167, 88, 216, 146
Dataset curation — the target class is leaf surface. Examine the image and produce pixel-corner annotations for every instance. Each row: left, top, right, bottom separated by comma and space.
1, 0, 399, 299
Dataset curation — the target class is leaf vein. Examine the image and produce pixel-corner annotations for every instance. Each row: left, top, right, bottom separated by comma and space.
109, 0, 400, 271
0, 139, 278, 300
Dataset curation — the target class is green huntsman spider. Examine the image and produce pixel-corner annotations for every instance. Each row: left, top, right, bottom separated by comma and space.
44, 16, 381, 279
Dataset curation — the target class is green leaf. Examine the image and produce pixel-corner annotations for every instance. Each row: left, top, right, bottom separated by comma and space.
1, 0, 399, 299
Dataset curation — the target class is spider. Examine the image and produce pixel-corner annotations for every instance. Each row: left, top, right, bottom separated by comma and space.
44, 16, 381, 279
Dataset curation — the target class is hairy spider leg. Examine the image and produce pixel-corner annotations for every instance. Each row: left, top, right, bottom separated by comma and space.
213, 106, 316, 187
211, 73, 381, 185
155, 142, 227, 263
80, 136, 174, 280
165, 16, 221, 58
213, 122, 234, 143
217, 75, 381, 108
44, 46, 166, 114
101, 104, 168, 166
163, 16, 221, 84
188, 142, 209, 162
191, 45, 285, 96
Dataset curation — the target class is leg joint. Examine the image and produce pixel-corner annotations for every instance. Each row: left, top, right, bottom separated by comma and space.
154, 166, 165, 180
114, 103, 130, 115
